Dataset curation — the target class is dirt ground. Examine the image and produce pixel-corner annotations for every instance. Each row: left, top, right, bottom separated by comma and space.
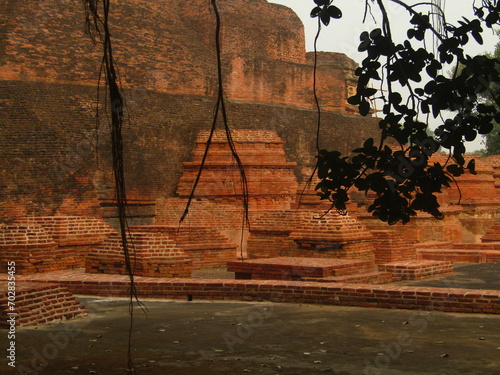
2, 263, 500, 375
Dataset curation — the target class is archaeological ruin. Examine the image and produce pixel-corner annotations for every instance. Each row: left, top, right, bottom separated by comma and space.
1, 0, 500, 327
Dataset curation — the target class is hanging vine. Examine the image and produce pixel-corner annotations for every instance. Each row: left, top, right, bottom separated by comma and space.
180, 0, 250, 259
81, 0, 141, 373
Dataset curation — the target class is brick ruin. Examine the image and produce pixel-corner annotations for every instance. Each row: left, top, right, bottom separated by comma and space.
1, 0, 500, 325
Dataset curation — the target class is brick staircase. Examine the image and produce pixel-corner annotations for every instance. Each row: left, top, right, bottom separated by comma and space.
0, 281, 87, 327
227, 257, 394, 284
129, 225, 238, 269
86, 228, 193, 277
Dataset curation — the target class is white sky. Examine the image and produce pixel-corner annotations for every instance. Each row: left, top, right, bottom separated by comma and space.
269, 0, 500, 152
269, 0, 498, 63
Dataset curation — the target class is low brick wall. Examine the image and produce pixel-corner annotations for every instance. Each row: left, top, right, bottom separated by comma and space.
378, 261, 453, 280
19, 270, 500, 314
0, 282, 87, 327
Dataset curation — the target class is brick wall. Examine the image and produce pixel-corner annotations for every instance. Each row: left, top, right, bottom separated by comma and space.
1, 0, 384, 223
21, 272, 500, 314
0, 282, 87, 327
13, 216, 114, 246
371, 230, 417, 264
0, 224, 79, 274
85, 228, 194, 277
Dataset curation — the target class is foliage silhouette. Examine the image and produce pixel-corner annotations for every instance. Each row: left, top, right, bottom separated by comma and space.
312, 0, 500, 224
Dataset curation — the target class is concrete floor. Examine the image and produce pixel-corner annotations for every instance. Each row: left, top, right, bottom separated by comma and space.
3, 262, 500, 375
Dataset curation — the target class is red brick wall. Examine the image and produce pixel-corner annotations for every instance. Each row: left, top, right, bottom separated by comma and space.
176, 130, 299, 210
0, 282, 87, 327
0, 224, 81, 274
13, 216, 114, 246
371, 230, 417, 264
23, 274, 500, 314
86, 230, 193, 277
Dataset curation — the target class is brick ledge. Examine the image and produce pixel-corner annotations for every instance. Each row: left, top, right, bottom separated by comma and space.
11, 269, 500, 314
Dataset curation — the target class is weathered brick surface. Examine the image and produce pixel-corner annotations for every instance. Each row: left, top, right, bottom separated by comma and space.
128, 225, 238, 269
1, 0, 383, 223
13, 216, 114, 246
0, 224, 81, 274
17, 270, 500, 314
378, 261, 453, 280
86, 229, 193, 278
371, 230, 416, 264
0, 281, 87, 327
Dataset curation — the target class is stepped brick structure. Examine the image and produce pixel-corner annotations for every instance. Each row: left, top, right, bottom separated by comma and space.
0, 0, 381, 225
86, 228, 193, 277
245, 209, 377, 262
13, 216, 114, 246
0, 281, 87, 327
482, 221, 500, 242
176, 130, 299, 209
129, 225, 237, 269
0, 224, 68, 274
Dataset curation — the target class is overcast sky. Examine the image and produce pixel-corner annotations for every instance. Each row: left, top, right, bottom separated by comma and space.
268, 0, 499, 151
269, 0, 498, 63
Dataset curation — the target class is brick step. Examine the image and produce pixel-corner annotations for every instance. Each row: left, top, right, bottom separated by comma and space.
302, 271, 394, 284
129, 226, 235, 248
453, 243, 500, 250
125, 225, 237, 270
177, 243, 236, 250
484, 251, 500, 262
0, 282, 87, 327
417, 249, 500, 263
379, 260, 453, 280
228, 257, 377, 280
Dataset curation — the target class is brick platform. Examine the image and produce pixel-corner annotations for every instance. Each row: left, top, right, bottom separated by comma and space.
416, 242, 500, 263
227, 257, 376, 280
15, 269, 500, 314
0, 281, 87, 327
371, 230, 416, 264
378, 261, 453, 280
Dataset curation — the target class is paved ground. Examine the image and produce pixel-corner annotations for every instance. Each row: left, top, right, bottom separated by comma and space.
396, 262, 500, 290
2, 262, 500, 375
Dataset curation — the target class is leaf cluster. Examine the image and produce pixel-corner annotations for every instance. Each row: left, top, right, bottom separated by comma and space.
312, 0, 500, 224
310, 0, 342, 26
